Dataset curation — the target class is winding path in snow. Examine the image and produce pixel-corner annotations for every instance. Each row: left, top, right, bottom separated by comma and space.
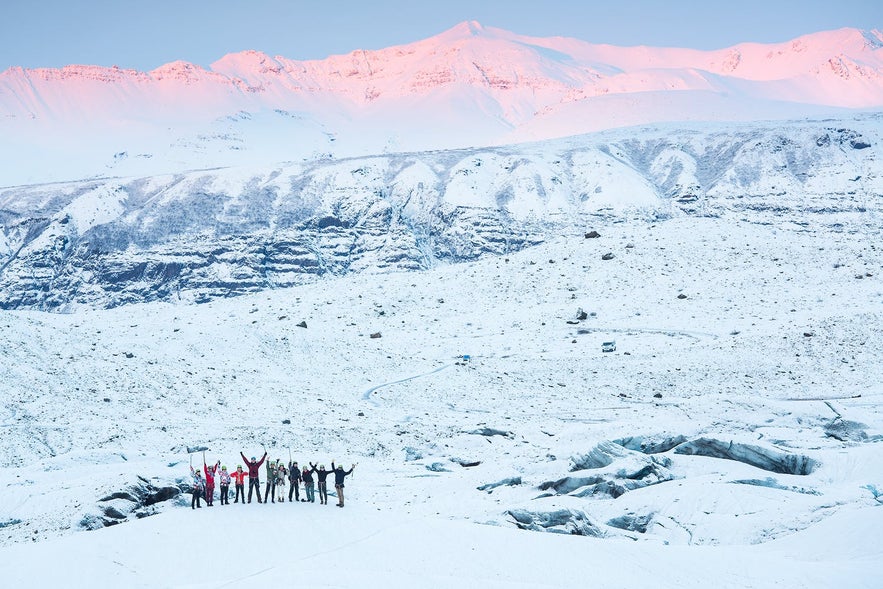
361, 364, 453, 407
575, 326, 719, 341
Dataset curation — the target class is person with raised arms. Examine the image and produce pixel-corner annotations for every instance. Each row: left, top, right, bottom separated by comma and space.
288, 460, 302, 503
203, 458, 220, 507
331, 461, 356, 507
189, 466, 205, 509
302, 464, 315, 503
240, 450, 267, 503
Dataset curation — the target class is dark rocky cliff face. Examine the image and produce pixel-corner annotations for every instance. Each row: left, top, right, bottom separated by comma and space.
0, 119, 878, 311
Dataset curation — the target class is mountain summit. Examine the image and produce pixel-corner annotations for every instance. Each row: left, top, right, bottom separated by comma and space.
1, 23, 882, 184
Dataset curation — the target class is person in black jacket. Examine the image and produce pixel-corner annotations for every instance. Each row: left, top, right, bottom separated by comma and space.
288, 461, 301, 502
302, 465, 315, 503
311, 463, 331, 505
330, 461, 355, 507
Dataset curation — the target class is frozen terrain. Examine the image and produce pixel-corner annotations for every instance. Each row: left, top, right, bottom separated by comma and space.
1, 21, 882, 588
1, 116, 880, 312
0, 209, 881, 586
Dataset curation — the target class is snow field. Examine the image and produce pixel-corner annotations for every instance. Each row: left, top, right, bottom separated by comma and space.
0, 213, 881, 587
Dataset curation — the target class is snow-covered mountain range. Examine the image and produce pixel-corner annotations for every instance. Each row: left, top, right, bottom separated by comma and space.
2, 22, 882, 185
1, 115, 879, 311
1, 22, 883, 588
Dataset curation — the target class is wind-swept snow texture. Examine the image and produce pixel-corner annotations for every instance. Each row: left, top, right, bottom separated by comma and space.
1, 22, 883, 184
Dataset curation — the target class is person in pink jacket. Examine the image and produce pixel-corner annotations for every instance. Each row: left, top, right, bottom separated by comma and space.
204, 460, 220, 506
218, 465, 232, 505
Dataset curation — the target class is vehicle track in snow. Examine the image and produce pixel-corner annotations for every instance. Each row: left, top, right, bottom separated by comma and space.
361, 364, 453, 407
574, 326, 719, 341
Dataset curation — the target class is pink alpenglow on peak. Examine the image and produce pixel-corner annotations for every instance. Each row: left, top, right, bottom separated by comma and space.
1, 23, 882, 185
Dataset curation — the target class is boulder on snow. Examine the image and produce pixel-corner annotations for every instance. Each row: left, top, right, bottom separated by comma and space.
601, 252, 615, 260
585, 231, 601, 239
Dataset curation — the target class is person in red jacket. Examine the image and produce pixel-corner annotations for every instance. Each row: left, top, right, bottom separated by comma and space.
230, 465, 248, 504
204, 460, 220, 506
240, 451, 267, 503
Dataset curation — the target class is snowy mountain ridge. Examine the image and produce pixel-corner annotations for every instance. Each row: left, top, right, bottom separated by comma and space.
2, 22, 883, 185
1, 116, 879, 311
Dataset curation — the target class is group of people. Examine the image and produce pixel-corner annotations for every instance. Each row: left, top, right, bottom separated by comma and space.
189, 451, 356, 510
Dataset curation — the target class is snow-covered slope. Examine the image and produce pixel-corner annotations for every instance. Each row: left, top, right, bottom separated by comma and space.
0, 206, 881, 586
1, 24, 882, 586
1, 22, 882, 185
0, 115, 879, 311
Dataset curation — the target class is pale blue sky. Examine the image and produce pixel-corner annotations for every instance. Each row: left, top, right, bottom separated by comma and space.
2, 0, 881, 71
